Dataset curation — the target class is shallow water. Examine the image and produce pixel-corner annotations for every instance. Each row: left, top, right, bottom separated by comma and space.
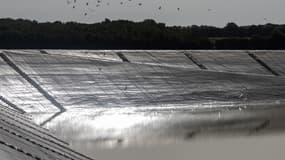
1, 50, 285, 159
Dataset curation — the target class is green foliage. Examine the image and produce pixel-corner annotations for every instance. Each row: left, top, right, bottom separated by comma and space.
0, 19, 284, 49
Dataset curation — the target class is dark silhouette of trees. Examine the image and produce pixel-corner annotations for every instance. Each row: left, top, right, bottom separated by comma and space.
0, 18, 284, 49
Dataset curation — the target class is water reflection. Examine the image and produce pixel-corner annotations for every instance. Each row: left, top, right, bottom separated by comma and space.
40, 103, 285, 149
2, 50, 285, 160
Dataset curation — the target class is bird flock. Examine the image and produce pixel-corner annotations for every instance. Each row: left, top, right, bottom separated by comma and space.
66, 0, 182, 16
65, 0, 269, 23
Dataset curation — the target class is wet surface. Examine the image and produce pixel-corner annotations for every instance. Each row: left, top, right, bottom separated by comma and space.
253, 51, 285, 76
189, 50, 273, 75
1, 50, 285, 159
0, 103, 93, 160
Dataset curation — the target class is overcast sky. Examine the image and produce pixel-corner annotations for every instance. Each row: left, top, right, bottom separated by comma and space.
0, 0, 285, 27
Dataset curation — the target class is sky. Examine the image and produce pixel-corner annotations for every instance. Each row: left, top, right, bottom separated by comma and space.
0, 0, 285, 27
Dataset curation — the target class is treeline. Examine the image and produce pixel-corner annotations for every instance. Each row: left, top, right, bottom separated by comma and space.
0, 18, 284, 49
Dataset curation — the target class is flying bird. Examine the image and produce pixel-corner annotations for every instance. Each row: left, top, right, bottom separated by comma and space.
66, 0, 185, 16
